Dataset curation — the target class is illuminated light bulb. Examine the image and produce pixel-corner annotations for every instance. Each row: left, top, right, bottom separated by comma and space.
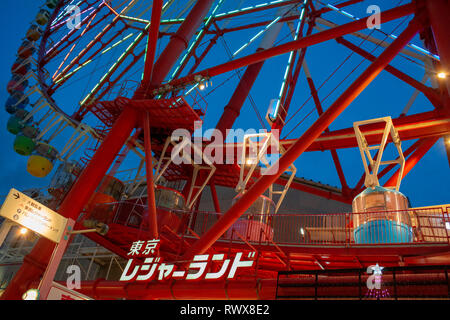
437, 72, 447, 79
19, 228, 28, 235
299, 227, 305, 236
22, 289, 39, 300
198, 82, 206, 90
245, 158, 255, 165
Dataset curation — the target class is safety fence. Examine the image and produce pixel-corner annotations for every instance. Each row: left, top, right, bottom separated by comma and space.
186, 205, 450, 246
106, 201, 450, 247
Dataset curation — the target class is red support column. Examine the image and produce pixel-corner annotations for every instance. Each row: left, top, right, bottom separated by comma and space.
210, 182, 221, 213
149, 0, 215, 89
215, 60, 265, 137
426, 0, 450, 96
143, 111, 158, 239
384, 137, 439, 188
1, 107, 139, 300
142, 0, 163, 87
182, 18, 421, 260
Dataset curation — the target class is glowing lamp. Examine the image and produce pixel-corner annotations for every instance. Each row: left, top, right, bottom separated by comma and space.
22, 289, 39, 300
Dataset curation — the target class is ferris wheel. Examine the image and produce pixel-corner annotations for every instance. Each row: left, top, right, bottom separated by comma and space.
2, 0, 450, 300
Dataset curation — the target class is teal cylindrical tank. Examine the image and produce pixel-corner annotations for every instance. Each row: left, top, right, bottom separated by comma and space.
14, 134, 36, 156
7, 116, 25, 135
352, 186, 413, 244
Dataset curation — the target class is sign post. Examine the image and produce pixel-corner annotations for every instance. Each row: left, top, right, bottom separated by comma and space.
0, 188, 67, 243
0, 188, 75, 300
37, 218, 76, 300
47, 282, 92, 300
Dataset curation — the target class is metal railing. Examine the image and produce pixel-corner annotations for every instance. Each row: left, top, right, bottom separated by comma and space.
186, 206, 450, 247
104, 201, 450, 248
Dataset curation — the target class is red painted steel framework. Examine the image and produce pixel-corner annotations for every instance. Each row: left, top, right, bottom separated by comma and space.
2, 0, 450, 299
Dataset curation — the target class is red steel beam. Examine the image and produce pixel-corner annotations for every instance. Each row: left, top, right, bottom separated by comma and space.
426, 0, 450, 96
272, 17, 313, 133
141, 0, 163, 86
384, 136, 439, 188
213, 0, 363, 35
335, 36, 442, 108
1, 107, 139, 300
304, 63, 350, 193
215, 59, 266, 138
219, 111, 450, 158
286, 110, 450, 151
180, 18, 422, 260
143, 111, 158, 239
210, 182, 221, 213
186, 33, 220, 76
148, 0, 215, 89
163, 3, 416, 90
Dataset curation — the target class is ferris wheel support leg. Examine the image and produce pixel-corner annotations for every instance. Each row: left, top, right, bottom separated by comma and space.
143, 111, 159, 240
181, 18, 422, 260
0, 107, 139, 300
426, 0, 450, 98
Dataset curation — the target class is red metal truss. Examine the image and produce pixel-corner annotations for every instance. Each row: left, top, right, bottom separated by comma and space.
141, 0, 163, 87
161, 3, 416, 91
4, 0, 450, 301
181, 17, 423, 260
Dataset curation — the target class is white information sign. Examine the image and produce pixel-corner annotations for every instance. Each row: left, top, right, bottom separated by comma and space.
0, 188, 67, 243
47, 282, 93, 300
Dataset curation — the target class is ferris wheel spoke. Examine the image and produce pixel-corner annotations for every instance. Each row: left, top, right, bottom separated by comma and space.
50, 2, 135, 86
44, 0, 106, 63
52, 32, 136, 89
51, 5, 100, 81
95, 48, 146, 104
79, 28, 148, 107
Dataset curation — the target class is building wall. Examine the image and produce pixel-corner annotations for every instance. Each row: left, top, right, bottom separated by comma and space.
198, 185, 351, 214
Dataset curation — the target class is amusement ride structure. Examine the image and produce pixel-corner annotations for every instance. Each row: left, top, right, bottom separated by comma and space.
1, 0, 450, 300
